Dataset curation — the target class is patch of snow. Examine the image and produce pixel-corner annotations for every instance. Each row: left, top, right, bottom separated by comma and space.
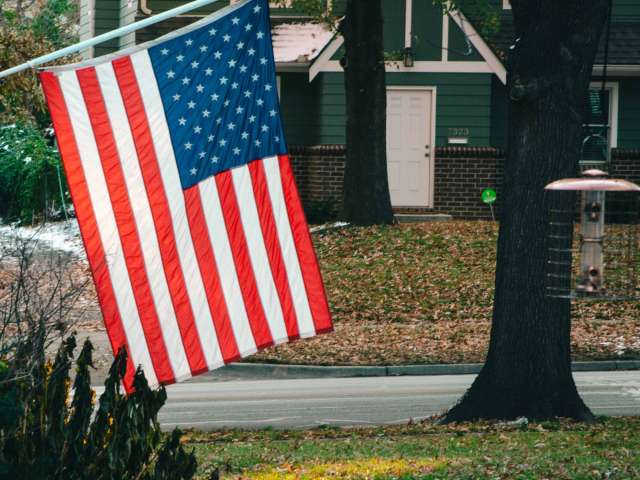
0, 220, 85, 258
272, 22, 335, 64
310, 221, 349, 233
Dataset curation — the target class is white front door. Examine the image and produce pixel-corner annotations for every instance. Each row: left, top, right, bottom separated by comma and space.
386, 88, 434, 207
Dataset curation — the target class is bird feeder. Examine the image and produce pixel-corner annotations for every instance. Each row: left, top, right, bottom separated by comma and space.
545, 169, 640, 300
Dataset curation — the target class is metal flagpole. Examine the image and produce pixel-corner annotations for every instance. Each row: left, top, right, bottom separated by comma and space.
0, 0, 224, 79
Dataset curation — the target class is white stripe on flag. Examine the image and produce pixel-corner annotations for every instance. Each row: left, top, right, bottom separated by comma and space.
58, 71, 159, 386
198, 178, 258, 356
130, 50, 225, 373
95, 62, 192, 381
231, 165, 289, 344
262, 156, 316, 337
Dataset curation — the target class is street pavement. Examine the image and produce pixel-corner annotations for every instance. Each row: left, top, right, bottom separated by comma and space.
139, 370, 640, 430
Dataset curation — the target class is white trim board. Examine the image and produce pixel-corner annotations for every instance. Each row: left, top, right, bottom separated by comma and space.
448, 10, 507, 84
320, 60, 494, 74
441, 13, 449, 62
593, 65, 640, 76
405, 0, 413, 48
310, 10, 506, 83
309, 34, 344, 81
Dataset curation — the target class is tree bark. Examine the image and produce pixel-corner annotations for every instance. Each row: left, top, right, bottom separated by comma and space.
443, 0, 610, 422
340, 0, 394, 226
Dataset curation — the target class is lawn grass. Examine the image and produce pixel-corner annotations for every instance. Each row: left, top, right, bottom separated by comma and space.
188, 417, 640, 479
249, 222, 640, 366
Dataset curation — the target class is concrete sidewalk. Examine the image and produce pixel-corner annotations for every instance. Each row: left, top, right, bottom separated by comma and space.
79, 329, 640, 385
196, 359, 640, 382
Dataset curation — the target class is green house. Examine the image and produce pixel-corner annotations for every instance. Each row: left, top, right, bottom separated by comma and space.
79, 0, 640, 218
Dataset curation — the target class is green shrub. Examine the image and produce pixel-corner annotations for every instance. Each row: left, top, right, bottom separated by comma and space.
0, 0, 79, 127
304, 199, 338, 224
0, 337, 198, 479
0, 122, 69, 223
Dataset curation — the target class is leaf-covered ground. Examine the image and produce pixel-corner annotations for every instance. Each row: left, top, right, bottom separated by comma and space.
250, 221, 640, 365
188, 417, 640, 479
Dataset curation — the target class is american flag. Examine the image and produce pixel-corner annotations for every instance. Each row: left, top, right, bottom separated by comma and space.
39, 0, 332, 389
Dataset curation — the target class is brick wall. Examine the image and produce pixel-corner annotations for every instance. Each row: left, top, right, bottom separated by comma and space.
610, 149, 640, 182
289, 145, 346, 217
433, 147, 504, 219
287, 146, 640, 220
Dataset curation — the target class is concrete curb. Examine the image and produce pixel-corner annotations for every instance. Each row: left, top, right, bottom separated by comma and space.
193, 360, 640, 381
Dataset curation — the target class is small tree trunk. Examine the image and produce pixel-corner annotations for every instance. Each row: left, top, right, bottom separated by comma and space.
340, 0, 394, 226
443, 0, 610, 422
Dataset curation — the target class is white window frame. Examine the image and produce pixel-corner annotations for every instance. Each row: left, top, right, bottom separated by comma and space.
587, 81, 619, 149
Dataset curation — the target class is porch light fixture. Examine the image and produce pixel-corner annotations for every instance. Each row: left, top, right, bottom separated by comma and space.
403, 47, 414, 68
544, 169, 640, 301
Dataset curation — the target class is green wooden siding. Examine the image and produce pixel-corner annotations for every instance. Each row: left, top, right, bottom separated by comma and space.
143, 0, 327, 16
489, 76, 640, 150
145, 0, 229, 14
93, 0, 121, 57
279, 73, 319, 145
613, 0, 640, 18
392, 73, 492, 146
412, 1, 443, 61
381, 0, 406, 56
448, 18, 482, 61
280, 72, 493, 147
493, 0, 639, 17
330, 0, 346, 16
490, 76, 508, 148
618, 78, 640, 148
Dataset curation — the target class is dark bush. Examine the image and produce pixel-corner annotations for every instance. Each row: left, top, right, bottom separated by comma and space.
0, 337, 198, 480
304, 199, 338, 224
0, 122, 69, 223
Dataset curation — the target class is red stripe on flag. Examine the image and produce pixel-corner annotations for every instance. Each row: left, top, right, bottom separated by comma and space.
112, 56, 208, 377
76, 67, 176, 384
183, 186, 241, 363
278, 155, 333, 333
248, 160, 300, 341
215, 171, 274, 349
39, 71, 137, 388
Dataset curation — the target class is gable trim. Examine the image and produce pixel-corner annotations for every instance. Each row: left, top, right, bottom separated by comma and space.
309, 34, 344, 81
448, 10, 507, 84
441, 13, 449, 62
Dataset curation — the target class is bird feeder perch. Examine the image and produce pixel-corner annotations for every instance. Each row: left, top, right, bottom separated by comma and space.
545, 169, 640, 300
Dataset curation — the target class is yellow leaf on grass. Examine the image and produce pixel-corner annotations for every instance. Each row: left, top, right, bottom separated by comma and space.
247, 457, 445, 480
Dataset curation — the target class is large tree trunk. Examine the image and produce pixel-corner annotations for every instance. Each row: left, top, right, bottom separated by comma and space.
443, 0, 610, 422
340, 0, 394, 226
